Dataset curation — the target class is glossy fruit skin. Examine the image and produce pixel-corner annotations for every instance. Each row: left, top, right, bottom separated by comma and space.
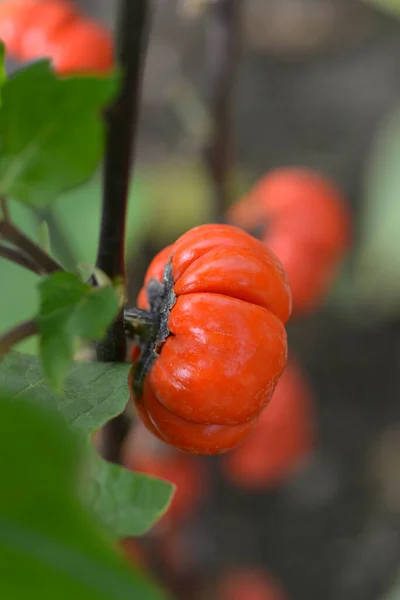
122, 424, 207, 528
130, 224, 291, 455
222, 359, 315, 489
0, 0, 113, 74
216, 569, 286, 600
228, 167, 350, 314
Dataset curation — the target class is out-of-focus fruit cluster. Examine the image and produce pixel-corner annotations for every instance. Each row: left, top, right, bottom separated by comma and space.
0, 0, 113, 74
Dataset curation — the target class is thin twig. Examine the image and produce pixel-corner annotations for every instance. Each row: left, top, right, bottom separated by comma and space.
0, 243, 43, 274
0, 197, 10, 222
0, 220, 62, 274
96, 0, 150, 463
203, 0, 241, 220
0, 319, 38, 358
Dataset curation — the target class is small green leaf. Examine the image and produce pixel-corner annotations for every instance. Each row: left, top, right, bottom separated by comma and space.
37, 272, 119, 392
0, 352, 131, 433
0, 60, 118, 206
0, 395, 169, 599
86, 452, 175, 538
0, 352, 175, 537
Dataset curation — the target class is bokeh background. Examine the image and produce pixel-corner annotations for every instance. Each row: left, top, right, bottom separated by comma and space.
4, 0, 400, 598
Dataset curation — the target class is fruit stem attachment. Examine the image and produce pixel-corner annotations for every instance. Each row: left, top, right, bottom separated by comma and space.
124, 307, 159, 341
203, 0, 241, 220
96, 0, 150, 463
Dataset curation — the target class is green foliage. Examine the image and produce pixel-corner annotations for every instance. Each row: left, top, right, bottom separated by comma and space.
86, 452, 174, 538
0, 34, 173, 572
0, 395, 169, 600
0, 352, 130, 433
37, 272, 120, 392
0, 173, 151, 348
0, 60, 117, 206
0, 352, 174, 538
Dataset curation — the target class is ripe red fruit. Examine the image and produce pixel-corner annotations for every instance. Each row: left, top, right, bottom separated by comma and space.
0, 0, 38, 56
216, 569, 286, 600
122, 424, 207, 528
222, 359, 315, 490
49, 18, 113, 75
0, 0, 113, 75
228, 167, 350, 314
128, 223, 291, 455
18, 0, 77, 60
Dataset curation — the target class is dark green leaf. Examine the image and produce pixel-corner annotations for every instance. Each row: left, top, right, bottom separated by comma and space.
0, 60, 118, 206
0, 352, 175, 537
0, 395, 168, 599
37, 272, 119, 392
0, 352, 130, 433
86, 452, 175, 538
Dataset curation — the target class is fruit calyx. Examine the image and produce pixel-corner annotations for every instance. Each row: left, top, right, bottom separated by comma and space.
124, 259, 176, 398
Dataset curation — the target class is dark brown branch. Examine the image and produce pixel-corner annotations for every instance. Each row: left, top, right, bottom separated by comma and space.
0, 220, 62, 274
96, 0, 150, 282
0, 243, 43, 274
96, 0, 150, 463
203, 0, 241, 220
0, 319, 38, 358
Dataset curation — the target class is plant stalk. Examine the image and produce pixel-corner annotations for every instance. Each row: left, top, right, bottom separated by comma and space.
0, 319, 38, 358
0, 244, 43, 274
0, 220, 61, 274
203, 0, 241, 220
96, 0, 150, 463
